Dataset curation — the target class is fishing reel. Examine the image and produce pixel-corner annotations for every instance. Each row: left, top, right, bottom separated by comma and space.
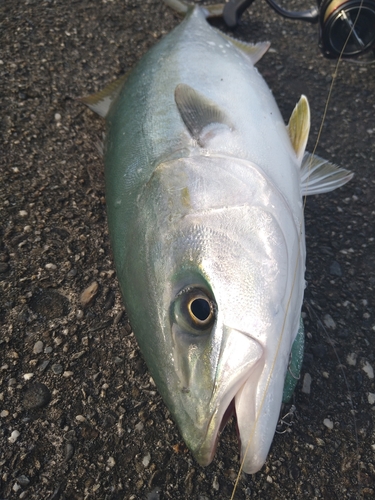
223, 0, 375, 59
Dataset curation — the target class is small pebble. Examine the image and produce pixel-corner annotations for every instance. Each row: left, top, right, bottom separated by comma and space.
23, 382, 51, 410
51, 363, 63, 375
9, 430, 20, 443
67, 268, 77, 278
45, 263, 57, 270
33, 340, 44, 354
80, 281, 99, 307
1, 410, 9, 417
323, 418, 334, 430
76, 415, 86, 422
302, 373, 312, 394
362, 361, 374, 379
323, 314, 336, 330
329, 261, 342, 277
13, 483, 21, 492
142, 453, 151, 467
368, 393, 375, 405
65, 442, 74, 461
63, 371, 73, 377
347, 353, 357, 366
54, 113, 61, 121
38, 360, 50, 373
19, 210, 28, 218
23, 373, 34, 381
107, 456, 116, 468
212, 476, 219, 490
17, 475, 30, 487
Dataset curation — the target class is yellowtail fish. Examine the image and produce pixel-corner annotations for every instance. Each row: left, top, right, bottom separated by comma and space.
82, 2, 352, 473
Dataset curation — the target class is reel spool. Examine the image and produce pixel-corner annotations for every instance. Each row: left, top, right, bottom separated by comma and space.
318, 0, 375, 57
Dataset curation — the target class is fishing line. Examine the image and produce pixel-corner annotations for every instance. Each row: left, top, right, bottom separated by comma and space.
230, 2, 364, 498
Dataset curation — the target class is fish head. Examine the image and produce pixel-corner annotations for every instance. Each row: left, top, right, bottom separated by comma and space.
119, 155, 304, 473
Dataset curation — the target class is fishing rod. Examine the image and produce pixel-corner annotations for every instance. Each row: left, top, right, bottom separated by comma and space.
223, 0, 375, 59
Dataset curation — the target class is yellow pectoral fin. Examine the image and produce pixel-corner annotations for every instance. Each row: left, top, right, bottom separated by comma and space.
287, 95, 310, 164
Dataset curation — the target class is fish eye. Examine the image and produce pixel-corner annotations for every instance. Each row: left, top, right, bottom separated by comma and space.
173, 287, 216, 334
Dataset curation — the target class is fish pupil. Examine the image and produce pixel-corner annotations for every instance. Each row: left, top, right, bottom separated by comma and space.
190, 298, 211, 322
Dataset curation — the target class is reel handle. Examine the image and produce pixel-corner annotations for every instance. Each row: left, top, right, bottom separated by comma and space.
223, 0, 319, 28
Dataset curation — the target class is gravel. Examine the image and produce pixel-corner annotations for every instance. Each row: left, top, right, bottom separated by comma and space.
1, 1, 374, 499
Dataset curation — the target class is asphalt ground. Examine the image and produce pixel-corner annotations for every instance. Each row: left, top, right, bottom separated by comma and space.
1, 1, 374, 499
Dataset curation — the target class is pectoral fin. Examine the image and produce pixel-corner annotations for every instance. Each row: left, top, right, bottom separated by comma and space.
175, 83, 233, 147
287, 95, 310, 164
301, 152, 353, 195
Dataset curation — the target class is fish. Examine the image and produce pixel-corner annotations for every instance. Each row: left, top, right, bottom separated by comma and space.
82, 2, 353, 474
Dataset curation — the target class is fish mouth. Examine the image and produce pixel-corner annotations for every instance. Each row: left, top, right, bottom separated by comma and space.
193, 370, 258, 469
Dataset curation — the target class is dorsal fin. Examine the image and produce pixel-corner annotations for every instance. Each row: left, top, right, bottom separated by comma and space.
216, 31, 270, 64
287, 95, 310, 164
175, 83, 233, 147
301, 152, 353, 196
80, 73, 129, 118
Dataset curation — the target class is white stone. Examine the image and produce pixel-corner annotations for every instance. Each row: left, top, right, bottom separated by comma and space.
33, 340, 44, 354
142, 453, 150, 467
323, 418, 334, 430
323, 314, 336, 330
45, 263, 57, 270
9, 430, 20, 443
368, 393, 375, 405
362, 361, 374, 379
347, 353, 357, 366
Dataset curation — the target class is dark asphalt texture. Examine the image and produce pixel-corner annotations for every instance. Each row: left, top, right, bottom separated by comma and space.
1, 1, 374, 499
